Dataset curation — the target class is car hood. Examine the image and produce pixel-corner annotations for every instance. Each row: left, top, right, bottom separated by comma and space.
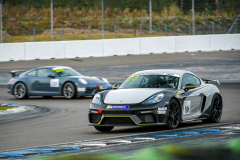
104, 88, 167, 104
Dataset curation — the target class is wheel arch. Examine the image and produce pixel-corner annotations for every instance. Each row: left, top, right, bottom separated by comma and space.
210, 92, 223, 109
61, 81, 77, 95
170, 96, 182, 121
13, 81, 28, 94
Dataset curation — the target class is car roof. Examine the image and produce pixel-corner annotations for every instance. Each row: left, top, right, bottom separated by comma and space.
133, 69, 196, 77
37, 66, 71, 69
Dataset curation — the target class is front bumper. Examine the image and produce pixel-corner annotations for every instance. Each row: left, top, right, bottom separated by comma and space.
88, 102, 169, 126
77, 85, 111, 96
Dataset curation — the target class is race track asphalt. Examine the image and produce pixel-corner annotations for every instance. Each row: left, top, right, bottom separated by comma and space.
0, 51, 240, 152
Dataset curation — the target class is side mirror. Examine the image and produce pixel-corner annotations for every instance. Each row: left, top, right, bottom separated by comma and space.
184, 84, 196, 92
112, 84, 119, 89
47, 74, 55, 78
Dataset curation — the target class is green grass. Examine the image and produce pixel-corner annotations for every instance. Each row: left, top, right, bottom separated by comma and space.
2, 32, 187, 43
0, 106, 14, 111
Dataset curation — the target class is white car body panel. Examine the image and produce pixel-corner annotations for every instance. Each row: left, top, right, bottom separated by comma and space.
104, 88, 164, 104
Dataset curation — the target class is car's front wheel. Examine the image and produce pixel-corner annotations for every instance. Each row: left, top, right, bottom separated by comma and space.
13, 82, 28, 99
202, 94, 222, 123
166, 99, 181, 129
63, 82, 77, 99
94, 126, 114, 132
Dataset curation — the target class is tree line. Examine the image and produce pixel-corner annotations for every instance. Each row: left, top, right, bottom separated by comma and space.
2, 0, 240, 13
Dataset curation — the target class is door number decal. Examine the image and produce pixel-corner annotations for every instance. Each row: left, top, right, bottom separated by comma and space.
50, 79, 59, 87
183, 101, 191, 114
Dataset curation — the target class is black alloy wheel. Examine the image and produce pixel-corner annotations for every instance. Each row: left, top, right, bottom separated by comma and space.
13, 82, 28, 99
63, 82, 76, 99
202, 94, 222, 123
166, 99, 181, 129
94, 126, 114, 132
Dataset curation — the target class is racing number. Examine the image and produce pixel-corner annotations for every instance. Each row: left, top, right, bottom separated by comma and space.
183, 101, 191, 114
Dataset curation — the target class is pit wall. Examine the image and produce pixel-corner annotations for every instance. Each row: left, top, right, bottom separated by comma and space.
0, 34, 239, 61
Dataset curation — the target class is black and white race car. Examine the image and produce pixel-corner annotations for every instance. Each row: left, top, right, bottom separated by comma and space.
89, 69, 222, 132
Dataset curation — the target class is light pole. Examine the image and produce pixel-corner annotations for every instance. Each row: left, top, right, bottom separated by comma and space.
149, 0, 152, 37
102, 0, 104, 39
192, 0, 195, 35
51, 0, 53, 41
0, 0, 3, 43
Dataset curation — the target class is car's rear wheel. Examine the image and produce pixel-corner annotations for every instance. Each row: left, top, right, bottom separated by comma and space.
63, 82, 76, 99
94, 126, 114, 132
13, 82, 28, 99
202, 94, 222, 123
166, 99, 181, 129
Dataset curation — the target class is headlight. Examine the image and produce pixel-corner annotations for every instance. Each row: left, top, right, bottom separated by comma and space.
78, 78, 88, 84
102, 78, 108, 83
143, 93, 164, 104
92, 93, 101, 105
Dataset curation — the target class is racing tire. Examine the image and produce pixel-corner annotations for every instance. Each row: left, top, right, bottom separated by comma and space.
94, 126, 114, 132
166, 99, 181, 129
202, 94, 222, 123
63, 82, 77, 99
13, 82, 28, 99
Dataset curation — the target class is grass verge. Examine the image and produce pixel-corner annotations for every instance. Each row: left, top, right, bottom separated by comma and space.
0, 106, 14, 111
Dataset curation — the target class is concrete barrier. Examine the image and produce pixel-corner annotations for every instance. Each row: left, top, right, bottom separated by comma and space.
24, 41, 65, 60
0, 34, 239, 62
210, 34, 240, 51
103, 38, 140, 56
64, 40, 103, 58
140, 37, 176, 54
0, 43, 25, 61
176, 35, 210, 52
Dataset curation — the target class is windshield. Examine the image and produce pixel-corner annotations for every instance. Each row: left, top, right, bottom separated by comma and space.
52, 68, 82, 77
119, 74, 179, 89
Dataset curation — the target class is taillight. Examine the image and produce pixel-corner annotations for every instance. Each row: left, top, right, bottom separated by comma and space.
96, 84, 100, 87
9, 79, 13, 82
98, 110, 102, 114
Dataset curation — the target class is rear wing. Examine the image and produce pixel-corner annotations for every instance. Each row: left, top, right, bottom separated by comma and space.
9, 70, 26, 78
202, 79, 220, 85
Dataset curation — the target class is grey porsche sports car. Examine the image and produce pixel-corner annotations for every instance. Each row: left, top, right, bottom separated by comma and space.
7, 66, 111, 99
89, 69, 222, 132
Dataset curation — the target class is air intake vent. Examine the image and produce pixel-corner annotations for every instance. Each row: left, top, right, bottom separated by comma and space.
101, 117, 135, 125
137, 114, 155, 123
89, 113, 102, 123
201, 96, 207, 113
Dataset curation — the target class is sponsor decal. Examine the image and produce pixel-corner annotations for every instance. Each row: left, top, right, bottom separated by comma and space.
50, 79, 59, 87
107, 105, 129, 109
52, 68, 65, 73
133, 73, 180, 77
158, 107, 167, 111
157, 111, 166, 114
183, 101, 191, 114
99, 86, 109, 90
126, 75, 140, 82
78, 88, 86, 92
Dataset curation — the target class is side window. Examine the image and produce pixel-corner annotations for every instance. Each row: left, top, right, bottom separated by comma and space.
141, 77, 149, 85
181, 74, 196, 88
26, 70, 36, 76
193, 76, 201, 86
37, 69, 54, 77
